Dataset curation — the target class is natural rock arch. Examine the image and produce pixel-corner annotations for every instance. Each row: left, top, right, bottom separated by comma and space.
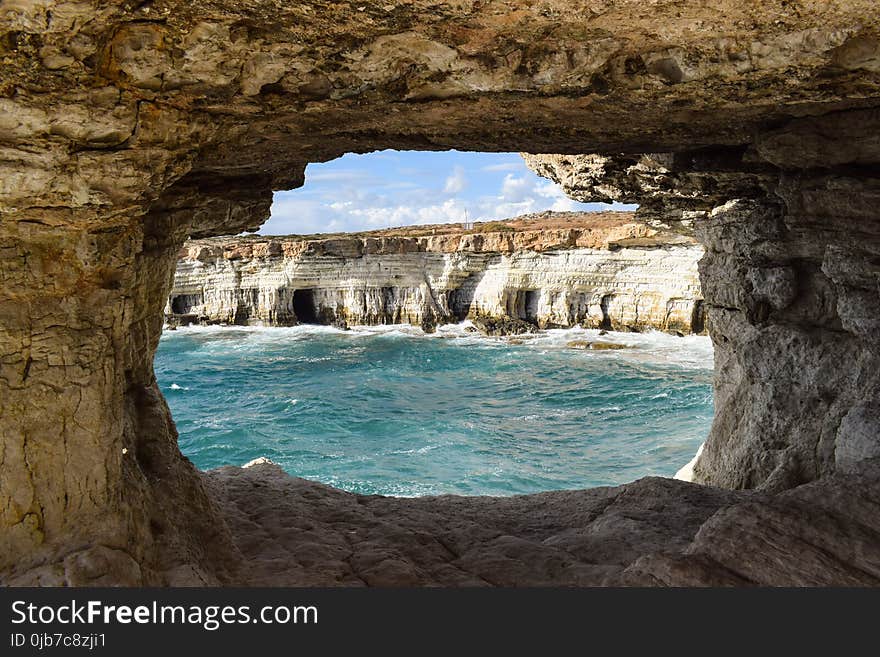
2, 1, 880, 585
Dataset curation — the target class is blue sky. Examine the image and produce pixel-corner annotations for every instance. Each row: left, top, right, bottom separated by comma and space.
260, 150, 635, 235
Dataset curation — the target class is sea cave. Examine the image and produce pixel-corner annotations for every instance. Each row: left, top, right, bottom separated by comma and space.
1, 0, 880, 586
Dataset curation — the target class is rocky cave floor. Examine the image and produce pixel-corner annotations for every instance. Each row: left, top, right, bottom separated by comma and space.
203, 460, 880, 587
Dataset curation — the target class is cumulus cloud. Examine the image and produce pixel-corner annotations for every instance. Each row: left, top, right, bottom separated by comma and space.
499, 174, 530, 201
262, 196, 347, 235
345, 199, 467, 228
533, 180, 580, 212
443, 165, 467, 194
264, 192, 470, 234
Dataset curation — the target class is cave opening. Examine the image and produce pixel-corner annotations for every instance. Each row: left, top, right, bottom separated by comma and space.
136, 135, 880, 583
447, 285, 476, 321
156, 149, 712, 500
170, 294, 198, 315
292, 289, 318, 324
3, 3, 879, 588
523, 290, 540, 323
599, 294, 614, 331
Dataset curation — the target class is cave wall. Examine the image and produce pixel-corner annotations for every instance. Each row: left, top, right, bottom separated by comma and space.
699, 150, 880, 490
2, 0, 880, 583
524, 111, 880, 491
0, 177, 269, 584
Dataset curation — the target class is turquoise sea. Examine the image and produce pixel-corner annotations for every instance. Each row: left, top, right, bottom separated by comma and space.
155, 323, 714, 496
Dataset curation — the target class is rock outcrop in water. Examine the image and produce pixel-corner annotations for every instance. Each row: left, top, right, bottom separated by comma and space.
167, 212, 705, 334
2, 0, 880, 586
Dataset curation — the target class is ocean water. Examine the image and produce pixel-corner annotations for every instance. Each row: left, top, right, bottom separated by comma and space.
155, 323, 714, 497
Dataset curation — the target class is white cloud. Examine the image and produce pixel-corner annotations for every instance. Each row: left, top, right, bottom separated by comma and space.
531, 180, 579, 211
549, 197, 578, 212
344, 198, 467, 228
259, 152, 639, 236
262, 197, 332, 234
485, 199, 539, 219
480, 162, 523, 173
533, 180, 564, 199
443, 165, 467, 194
499, 174, 530, 201
263, 192, 472, 234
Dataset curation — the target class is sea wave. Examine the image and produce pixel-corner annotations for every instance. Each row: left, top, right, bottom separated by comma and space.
157, 318, 714, 495
161, 320, 713, 371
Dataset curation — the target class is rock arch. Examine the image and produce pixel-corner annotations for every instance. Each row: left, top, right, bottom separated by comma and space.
2, 1, 880, 585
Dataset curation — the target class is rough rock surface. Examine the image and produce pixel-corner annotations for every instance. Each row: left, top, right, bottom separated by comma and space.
168, 212, 704, 333
524, 114, 880, 494
2, 1, 880, 585
204, 459, 880, 587
469, 315, 539, 337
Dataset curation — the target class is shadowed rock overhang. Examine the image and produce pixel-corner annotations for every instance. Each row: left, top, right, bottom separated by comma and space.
1, 1, 880, 585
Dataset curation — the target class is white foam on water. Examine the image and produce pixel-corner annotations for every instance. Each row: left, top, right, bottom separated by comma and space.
163, 321, 714, 371
389, 444, 442, 456
316, 475, 441, 498
160, 322, 348, 342
527, 326, 714, 370
243, 456, 276, 469
160, 319, 714, 493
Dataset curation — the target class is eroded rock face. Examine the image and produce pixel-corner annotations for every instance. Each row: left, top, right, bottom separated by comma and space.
523, 151, 772, 228
168, 213, 704, 333
525, 111, 880, 492
207, 458, 880, 586
2, 1, 880, 584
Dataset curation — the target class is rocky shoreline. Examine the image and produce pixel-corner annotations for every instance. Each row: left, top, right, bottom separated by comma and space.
166, 211, 706, 335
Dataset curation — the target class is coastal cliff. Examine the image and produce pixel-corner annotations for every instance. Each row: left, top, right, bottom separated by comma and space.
167, 212, 705, 334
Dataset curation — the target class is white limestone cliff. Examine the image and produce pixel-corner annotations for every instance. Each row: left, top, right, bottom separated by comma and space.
167, 213, 705, 334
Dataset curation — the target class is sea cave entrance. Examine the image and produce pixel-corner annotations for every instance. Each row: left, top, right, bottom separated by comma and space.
292, 289, 318, 324
523, 289, 540, 324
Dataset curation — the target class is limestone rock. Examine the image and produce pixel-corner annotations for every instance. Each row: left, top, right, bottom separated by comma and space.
469, 315, 538, 337
526, 115, 880, 494
167, 212, 705, 334
2, 0, 880, 586
204, 459, 880, 587
522, 152, 771, 228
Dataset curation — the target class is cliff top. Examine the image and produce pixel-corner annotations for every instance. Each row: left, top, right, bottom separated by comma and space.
230, 210, 639, 241
181, 211, 697, 260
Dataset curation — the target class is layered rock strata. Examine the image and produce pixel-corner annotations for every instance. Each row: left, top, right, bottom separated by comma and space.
2, 0, 880, 585
167, 213, 705, 334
